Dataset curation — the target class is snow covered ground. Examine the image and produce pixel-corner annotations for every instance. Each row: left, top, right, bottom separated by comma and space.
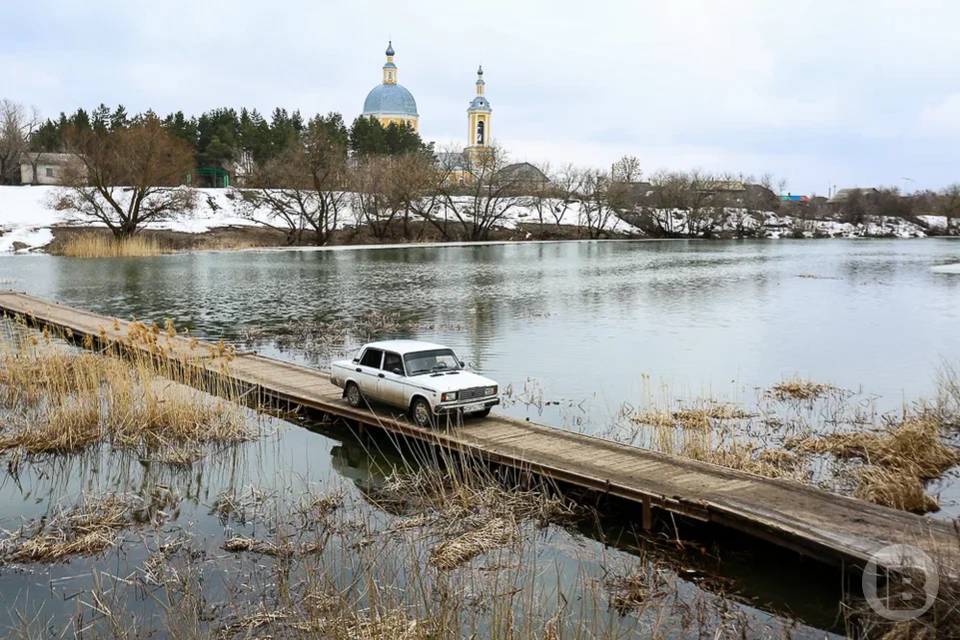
0, 186, 641, 252
0, 185, 954, 253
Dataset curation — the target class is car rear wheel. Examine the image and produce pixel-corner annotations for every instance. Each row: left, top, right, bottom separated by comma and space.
411, 397, 434, 429
345, 382, 362, 408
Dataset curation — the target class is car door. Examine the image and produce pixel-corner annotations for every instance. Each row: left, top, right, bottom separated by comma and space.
356, 347, 384, 399
379, 351, 407, 408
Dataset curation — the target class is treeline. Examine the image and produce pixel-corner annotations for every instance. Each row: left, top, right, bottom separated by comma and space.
21, 102, 427, 175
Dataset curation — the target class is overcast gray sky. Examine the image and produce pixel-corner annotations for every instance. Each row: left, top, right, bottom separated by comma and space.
4, 0, 959, 194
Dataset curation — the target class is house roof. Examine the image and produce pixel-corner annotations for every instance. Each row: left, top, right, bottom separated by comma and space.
496, 162, 549, 184
828, 187, 879, 203
19, 152, 80, 166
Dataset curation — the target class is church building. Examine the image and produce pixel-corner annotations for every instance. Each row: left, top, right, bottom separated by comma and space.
361, 41, 420, 132
361, 42, 493, 155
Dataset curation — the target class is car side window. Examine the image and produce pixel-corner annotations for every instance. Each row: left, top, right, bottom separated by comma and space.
383, 352, 403, 375
359, 348, 383, 368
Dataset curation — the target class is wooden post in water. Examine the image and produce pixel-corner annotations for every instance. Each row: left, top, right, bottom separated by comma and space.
642, 495, 653, 531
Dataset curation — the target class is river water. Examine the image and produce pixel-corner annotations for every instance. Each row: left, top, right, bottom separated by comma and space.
3, 239, 958, 415
0, 239, 958, 637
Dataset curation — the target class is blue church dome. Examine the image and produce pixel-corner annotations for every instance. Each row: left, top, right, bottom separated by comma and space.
363, 83, 419, 117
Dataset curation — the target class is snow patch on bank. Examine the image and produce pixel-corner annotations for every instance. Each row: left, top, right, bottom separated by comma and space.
932, 263, 960, 274
0, 185, 955, 254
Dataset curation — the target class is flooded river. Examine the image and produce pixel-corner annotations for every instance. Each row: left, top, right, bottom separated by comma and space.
0, 238, 958, 637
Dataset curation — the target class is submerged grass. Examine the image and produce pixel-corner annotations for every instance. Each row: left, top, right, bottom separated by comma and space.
769, 378, 835, 401
0, 490, 178, 563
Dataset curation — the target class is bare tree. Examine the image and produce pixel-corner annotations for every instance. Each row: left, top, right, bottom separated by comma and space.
642, 170, 724, 237
0, 100, 40, 185
237, 119, 348, 245
392, 152, 442, 241
549, 165, 585, 229
578, 169, 629, 239
526, 162, 553, 230
56, 116, 195, 237
351, 155, 403, 240
437, 146, 523, 241
940, 185, 960, 214
611, 155, 642, 183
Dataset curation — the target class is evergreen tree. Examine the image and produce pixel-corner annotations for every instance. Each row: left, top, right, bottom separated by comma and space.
70, 108, 91, 132
349, 116, 426, 157
30, 119, 63, 152
91, 103, 110, 134
110, 105, 129, 130
349, 116, 386, 156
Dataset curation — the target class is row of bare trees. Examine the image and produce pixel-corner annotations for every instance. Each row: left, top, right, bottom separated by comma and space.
28, 91, 959, 241
235, 142, 646, 244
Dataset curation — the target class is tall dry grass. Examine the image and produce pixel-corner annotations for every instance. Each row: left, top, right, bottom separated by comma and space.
0, 316, 253, 460
56, 233, 166, 258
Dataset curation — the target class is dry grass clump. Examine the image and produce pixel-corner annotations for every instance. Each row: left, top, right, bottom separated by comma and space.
430, 516, 515, 569
768, 378, 834, 401
0, 491, 178, 564
372, 468, 582, 571
631, 402, 751, 430
222, 536, 308, 558
790, 413, 960, 513
854, 467, 940, 514
604, 566, 672, 615
56, 233, 167, 258
790, 413, 959, 479
217, 604, 432, 640
694, 442, 807, 480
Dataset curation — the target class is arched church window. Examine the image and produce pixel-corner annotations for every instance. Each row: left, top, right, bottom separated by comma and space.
476, 120, 485, 145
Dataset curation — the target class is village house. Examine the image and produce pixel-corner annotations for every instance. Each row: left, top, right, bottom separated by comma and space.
19, 153, 83, 185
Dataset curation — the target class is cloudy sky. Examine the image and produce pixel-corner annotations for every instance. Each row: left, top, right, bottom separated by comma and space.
3, 0, 959, 193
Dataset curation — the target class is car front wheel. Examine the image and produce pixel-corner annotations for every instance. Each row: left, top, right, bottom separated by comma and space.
411, 398, 434, 429
472, 408, 491, 418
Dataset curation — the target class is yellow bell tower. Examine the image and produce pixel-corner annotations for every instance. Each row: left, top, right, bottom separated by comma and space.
465, 66, 493, 164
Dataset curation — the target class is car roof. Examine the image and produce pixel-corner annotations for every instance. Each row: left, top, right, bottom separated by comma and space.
363, 340, 451, 356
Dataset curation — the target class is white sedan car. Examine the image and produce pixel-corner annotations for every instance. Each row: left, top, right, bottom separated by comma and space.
330, 340, 500, 428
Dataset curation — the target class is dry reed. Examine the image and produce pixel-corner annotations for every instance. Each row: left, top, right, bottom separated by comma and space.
789, 413, 959, 513
631, 402, 751, 430
789, 414, 959, 480
0, 491, 178, 563
769, 378, 834, 401
0, 318, 254, 460
57, 233, 167, 258
429, 516, 516, 569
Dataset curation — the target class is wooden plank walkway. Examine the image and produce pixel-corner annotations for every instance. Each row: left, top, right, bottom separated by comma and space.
1, 290, 956, 570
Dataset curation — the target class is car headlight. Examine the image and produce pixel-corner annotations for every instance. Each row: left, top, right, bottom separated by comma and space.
485, 386, 497, 396
441, 392, 458, 402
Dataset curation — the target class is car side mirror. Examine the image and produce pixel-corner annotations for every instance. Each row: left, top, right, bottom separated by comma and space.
352, 358, 359, 364
392, 367, 403, 376
459, 361, 466, 368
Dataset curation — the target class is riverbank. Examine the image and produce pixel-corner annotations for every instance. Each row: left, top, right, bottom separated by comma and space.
1, 186, 957, 254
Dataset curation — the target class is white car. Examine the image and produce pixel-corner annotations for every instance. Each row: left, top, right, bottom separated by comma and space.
330, 340, 500, 428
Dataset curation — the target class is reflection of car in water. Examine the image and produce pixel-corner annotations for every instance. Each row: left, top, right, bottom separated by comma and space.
330, 340, 500, 428
330, 441, 424, 518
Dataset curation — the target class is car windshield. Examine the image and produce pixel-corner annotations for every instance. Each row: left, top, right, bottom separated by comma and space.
404, 349, 460, 376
